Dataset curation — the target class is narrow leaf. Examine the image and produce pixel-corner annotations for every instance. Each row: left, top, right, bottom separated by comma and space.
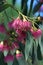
16, 54, 28, 65
25, 32, 33, 60
13, 56, 19, 65
28, 0, 34, 16
21, 0, 28, 15
0, 4, 10, 12
19, 42, 25, 56
0, 0, 4, 5
0, 52, 7, 65
31, 43, 35, 64
0, 33, 8, 41
37, 43, 42, 60
37, 37, 43, 60
12, 0, 16, 5
33, 2, 42, 14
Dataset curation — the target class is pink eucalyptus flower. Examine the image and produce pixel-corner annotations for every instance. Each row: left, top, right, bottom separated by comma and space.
12, 18, 23, 30
8, 22, 13, 29
23, 21, 32, 31
17, 34, 26, 42
16, 53, 23, 59
0, 24, 6, 33
8, 19, 15, 29
21, 39, 26, 45
3, 45, 9, 51
16, 29, 22, 36
12, 18, 32, 32
9, 42, 18, 50
0, 41, 9, 57
3, 44, 14, 52
10, 42, 19, 55
16, 29, 26, 37
16, 29, 26, 41
12, 42, 19, 49
2, 40, 9, 51
4, 55, 14, 62
3, 40, 19, 51
0, 41, 4, 51
2, 44, 9, 56
31, 28, 42, 39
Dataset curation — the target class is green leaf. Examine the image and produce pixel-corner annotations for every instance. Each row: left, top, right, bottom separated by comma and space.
7, 61, 13, 65
3, 50, 8, 57
38, 37, 43, 60
0, 52, 7, 65
32, 40, 38, 65
31, 43, 35, 64
33, 2, 42, 14
21, 0, 27, 9
0, 3, 19, 14
38, 60, 43, 65
13, 57, 19, 65
37, 43, 42, 60
12, 0, 16, 5
30, 40, 38, 64
25, 32, 33, 61
19, 42, 25, 56
0, 33, 8, 41
0, 0, 4, 5
28, 0, 34, 16
16, 54, 28, 65
21, 0, 28, 15
0, 3, 10, 12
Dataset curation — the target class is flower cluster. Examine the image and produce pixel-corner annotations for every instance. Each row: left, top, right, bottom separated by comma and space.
0, 17, 42, 64
12, 18, 32, 42
12, 18, 31, 31
30, 28, 42, 39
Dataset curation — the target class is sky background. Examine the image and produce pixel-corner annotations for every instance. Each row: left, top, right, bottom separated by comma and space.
15, 0, 43, 17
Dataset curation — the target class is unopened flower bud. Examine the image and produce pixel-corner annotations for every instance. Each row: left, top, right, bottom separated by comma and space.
4, 55, 14, 65
16, 51, 28, 65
